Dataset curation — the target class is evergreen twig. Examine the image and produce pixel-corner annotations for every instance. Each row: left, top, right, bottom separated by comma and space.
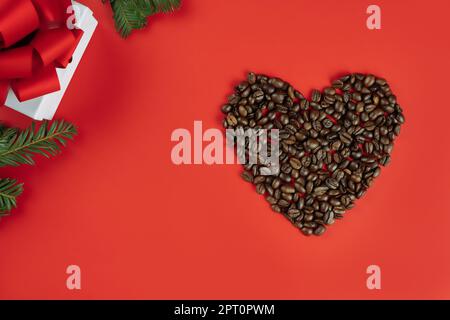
0, 179, 23, 215
104, 0, 181, 38
0, 120, 77, 167
0, 120, 77, 216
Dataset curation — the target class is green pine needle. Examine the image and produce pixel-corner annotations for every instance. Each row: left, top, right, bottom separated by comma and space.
150, 0, 181, 13
106, 0, 181, 38
111, 0, 147, 38
0, 179, 23, 216
0, 120, 76, 216
0, 120, 77, 167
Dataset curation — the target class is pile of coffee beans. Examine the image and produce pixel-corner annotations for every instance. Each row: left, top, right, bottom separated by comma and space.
221, 72, 405, 236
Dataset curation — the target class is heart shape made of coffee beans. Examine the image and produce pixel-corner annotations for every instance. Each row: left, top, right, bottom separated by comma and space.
221, 72, 405, 236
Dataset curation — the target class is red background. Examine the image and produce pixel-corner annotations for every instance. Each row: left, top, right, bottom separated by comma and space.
0, 0, 449, 299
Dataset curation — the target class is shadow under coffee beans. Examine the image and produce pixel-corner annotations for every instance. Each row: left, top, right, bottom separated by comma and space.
221, 72, 405, 236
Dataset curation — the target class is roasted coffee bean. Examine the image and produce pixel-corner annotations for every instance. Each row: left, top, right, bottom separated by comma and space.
221, 104, 232, 113
222, 72, 405, 236
256, 183, 266, 195
319, 201, 330, 213
295, 182, 306, 194
237, 81, 249, 92
303, 222, 317, 229
281, 192, 293, 201
306, 181, 314, 193
289, 157, 302, 169
272, 178, 281, 189
313, 186, 329, 196
253, 175, 265, 184
364, 104, 377, 113
325, 177, 339, 189
311, 89, 321, 102
339, 132, 352, 145
306, 138, 320, 150
287, 208, 301, 219
269, 77, 285, 89
274, 189, 281, 200
278, 199, 290, 208
248, 72, 256, 84
324, 87, 336, 96
351, 174, 362, 183
228, 94, 240, 105
238, 105, 248, 117
322, 118, 334, 129
313, 225, 326, 235
266, 185, 274, 196
281, 185, 296, 194
226, 114, 238, 126
296, 197, 305, 210
364, 141, 374, 154
373, 167, 381, 177
369, 108, 384, 120
254, 90, 265, 102
266, 196, 277, 205
271, 93, 285, 104
287, 86, 296, 100
279, 172, 292, 183
262, 84, 275, 95
364, 75, 376, 87
323, 211, 335, 225
332, 79, 344, 88
329, 198, 341, 206
271, 204, 281, 213
241, 171, 253, 183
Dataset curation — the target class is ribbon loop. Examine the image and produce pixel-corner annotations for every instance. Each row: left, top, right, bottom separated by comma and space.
32, 28, 76, 67
0, 0, 83, 104
32, 0, 73, 28
0, 46, 34, 79
12, 66, 60, 102
0, 0, 40, 48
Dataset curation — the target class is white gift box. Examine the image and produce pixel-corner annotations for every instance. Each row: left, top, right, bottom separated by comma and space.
4, 1, 97, 120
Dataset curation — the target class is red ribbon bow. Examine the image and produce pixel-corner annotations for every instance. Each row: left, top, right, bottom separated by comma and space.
0, 0, 84, 105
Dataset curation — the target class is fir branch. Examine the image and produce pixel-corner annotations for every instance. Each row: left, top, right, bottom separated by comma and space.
0, 120, 77, 167
150, 0, 181, 13
111, 0, 148, 38
106, 0, 181, 38
0, 179, 23, 216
